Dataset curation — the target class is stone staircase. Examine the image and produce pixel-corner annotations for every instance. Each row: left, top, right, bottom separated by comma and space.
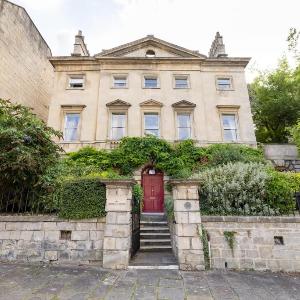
140, 213, 172, 251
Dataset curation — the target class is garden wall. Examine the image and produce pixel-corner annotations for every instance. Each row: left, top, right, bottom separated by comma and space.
202, 216, 300, 272
0, 215, 105, 264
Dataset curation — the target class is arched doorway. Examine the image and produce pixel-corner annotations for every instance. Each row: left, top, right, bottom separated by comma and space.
141, 166, 164, 213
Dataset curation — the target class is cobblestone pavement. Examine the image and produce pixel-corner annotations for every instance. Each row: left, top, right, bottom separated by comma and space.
0, 262, 300, 300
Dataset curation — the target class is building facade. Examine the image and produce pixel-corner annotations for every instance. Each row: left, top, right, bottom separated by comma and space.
48, 32, 256, 152
0, 0, 53, 121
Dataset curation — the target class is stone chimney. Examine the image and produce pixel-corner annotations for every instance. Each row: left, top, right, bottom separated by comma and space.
71, 30, 90, 56
209, 32, 228, 58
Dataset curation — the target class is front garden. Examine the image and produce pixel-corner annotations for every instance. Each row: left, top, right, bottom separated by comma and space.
1, 99, 299, 219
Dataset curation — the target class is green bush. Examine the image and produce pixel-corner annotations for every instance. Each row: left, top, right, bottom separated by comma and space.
164, 195, 174, 220
58, 177, 106, 219
265, 170, 300, 214
194, 162, 298, 216
132, 184, 143, 213
204, 144, 265, 167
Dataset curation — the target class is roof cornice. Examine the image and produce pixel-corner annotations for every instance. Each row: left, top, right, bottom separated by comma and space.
49, 56, 251, 68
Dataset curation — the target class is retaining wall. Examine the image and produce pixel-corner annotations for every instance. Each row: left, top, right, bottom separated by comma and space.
0, 215, 105, 264
202, 216, 300, 272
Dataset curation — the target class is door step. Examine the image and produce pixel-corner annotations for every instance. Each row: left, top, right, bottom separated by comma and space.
128, 265, 179, 270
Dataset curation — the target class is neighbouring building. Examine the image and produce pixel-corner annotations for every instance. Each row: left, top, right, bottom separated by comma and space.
48, 31, 256, 152
0, 0, 53, 121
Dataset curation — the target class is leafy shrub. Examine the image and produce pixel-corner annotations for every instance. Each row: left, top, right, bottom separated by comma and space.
132, 184, 143, 213
0, 99, 62, 213
195, 162, 269, 215
265, 170, 300, 214
164, 195, 174, 220
204, 144, 265, 167
194, 162, 299, 215
58, 177, 106, 219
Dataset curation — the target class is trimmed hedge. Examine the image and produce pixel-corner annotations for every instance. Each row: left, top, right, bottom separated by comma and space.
58, 177, 106, 219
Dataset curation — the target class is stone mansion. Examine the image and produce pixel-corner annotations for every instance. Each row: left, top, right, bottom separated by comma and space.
47, 32, 256, 152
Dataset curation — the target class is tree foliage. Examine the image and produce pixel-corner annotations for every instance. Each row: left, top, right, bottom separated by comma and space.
0, 99, 62, 196
249, 59, 300, 143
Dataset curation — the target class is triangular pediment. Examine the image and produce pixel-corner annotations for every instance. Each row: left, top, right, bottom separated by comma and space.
172, 100, 196, 108
106, 99, 131, 107
140, 99, 163, 107
95, 36, 206, 59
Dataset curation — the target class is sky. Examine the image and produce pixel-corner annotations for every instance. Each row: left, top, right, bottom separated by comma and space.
13, 0, 300, 82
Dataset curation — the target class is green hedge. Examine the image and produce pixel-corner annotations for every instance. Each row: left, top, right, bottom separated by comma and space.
58, 177, 106, 219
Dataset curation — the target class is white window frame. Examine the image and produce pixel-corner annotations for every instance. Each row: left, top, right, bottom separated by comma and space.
112, 74, 128, 89
143, 112, 160, 137
215, 76, 233, 91
143, 75, 160, 89
173, 75, 190, 89
110, 112, 127, 140
67, 74, 85, 90
220, 112, 239, 142
177, 112, 192, 140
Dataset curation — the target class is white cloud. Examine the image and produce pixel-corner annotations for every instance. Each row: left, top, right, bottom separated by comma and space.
10, 0, 300, 82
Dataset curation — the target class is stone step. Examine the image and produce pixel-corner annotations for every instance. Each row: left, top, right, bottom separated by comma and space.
140, 227, 169, 234
140, 233, 171, 239
140, 239, 171, 246
140, 221, 168, 227
140, 245, 172, 251
140, 213, 167, 222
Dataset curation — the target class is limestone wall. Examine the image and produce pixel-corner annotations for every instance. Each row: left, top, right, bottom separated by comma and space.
0, 215, 105, 264
0, 0, 53, 121
202, 216, 300, 272
263, 144, 300, 172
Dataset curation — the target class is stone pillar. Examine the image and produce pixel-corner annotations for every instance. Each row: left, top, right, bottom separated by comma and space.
102, 180, 135, 269
170, 180, 205, 271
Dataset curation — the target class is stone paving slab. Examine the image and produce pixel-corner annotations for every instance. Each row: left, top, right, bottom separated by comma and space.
0, 262, 299, 300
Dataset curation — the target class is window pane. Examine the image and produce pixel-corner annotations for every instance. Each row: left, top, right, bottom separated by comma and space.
112, 114, 125, 127
114, 77, 127, 88
178, 128, 191, 140
144, 77, 158, 88
178, 114, 190, 128
112, 127, 125, 140
217, 78, 231, 89
224, 129, 237, 141
64, 113, 80, 141
145, 129, 159, 137
69, 77, 84, 88
222, 115, 236, 129
144, 114, 159, 129
175, 78, 188, 88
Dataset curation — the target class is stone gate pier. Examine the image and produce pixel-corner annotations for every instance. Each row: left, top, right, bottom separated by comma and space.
170, 180, 205, 270
102, 179, 135, 269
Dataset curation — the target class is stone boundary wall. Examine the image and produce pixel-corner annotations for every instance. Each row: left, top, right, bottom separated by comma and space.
263, 144, 300, 172
0, 215, 105, 264
202, 216, 300, 272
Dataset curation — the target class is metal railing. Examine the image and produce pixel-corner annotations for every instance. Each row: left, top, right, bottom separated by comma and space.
0, 188, 58, 215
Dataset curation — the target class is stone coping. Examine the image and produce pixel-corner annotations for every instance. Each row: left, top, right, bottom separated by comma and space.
0, 214, 106, 223
168, 179, 201, 185
100, 179, 136, 185
201, 215, 300, 223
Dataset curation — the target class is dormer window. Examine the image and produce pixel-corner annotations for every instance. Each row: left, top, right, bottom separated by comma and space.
145, 49, 156, 57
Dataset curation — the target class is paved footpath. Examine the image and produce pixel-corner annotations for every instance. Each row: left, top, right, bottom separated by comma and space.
0, 262, 300, 300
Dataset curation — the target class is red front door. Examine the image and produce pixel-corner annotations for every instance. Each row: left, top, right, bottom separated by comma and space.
142, 173, 164, 212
